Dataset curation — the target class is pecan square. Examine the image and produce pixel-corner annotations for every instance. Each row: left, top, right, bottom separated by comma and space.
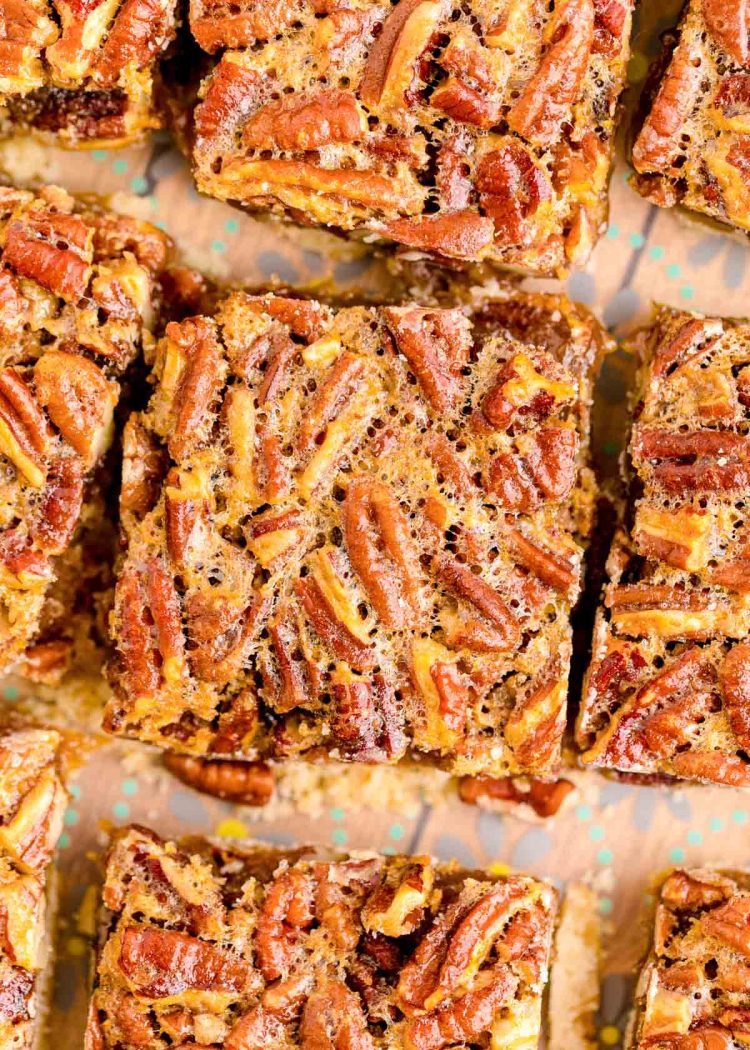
0, 0, 178, 146
0, 183, 172, 678
0, 723, 69, 1050
632, 0, 750, 235
186, 0, 634, 275
106, 288, 604, 780
630, 868, 750, 1049
86, 824, 558, 1048
576, 306, 750, 787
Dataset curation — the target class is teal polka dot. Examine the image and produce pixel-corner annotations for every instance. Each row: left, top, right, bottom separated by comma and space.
649, 245, 665, 260
666, 262, 681, 279
211, 239, 227, 254
606, 224, 620, 239
680, 285, 694, 301
576, 804, 592, 821
69, 784, 81, 800
113, 802, 130, 821
330, 807, 345, 822
589, 825, 605, 843
709, 817, 724, 833
92, 150, 108, 162
629, 232, 645, 249
669, 847, 685, 864
599, 897, 613, 915
59, 833, 71, 849
63, 808, 79, 827
224, 218, 240, 234
597, 848, 614, 865
130, 176, 148, 194
389, 824, 405, 841
687, 830, 703, 846
733, 809, 748, 826
155, 220, 167, 230
383, 846, 396, 856
332, 828, 347, 846
112, 159, 128, 175
3, 685, 19, 701
122, 778, 138, 798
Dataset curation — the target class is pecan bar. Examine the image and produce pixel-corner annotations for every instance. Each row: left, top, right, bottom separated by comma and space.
631, 0, 750, 230
0, 724, 68, 1049
0, 184, 172, 675
628, 868, 750, 1049
188, 0, 634, 275
0, 0, 178, 146
85, 824, 558, 1048
105, 290, 603, 778
577, 306, 750, 787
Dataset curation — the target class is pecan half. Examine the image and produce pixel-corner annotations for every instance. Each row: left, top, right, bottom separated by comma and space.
331, 667, 408, 761
300, 980, 374, 1049
164, 468, 208, 568
116, 559, 185, 700
243, 90, 366, 151
295, 550, 375, 671
118, 926, 251, 998
507, 0, 594, 147
405, 967, 517, 1050
344, 477, 422, 630
95, 0, 175, 86
431, 77, 501, 127
702, 896, 750, 956
0, 368, 49, 486
382, 212, 495, 261
256, 867, 315, 981
703, 0, 749, 65
632, 38, 703, 173
482, 353, 575, 431
719, 643, 750, 751
194, 59, 262, 150
670, 750, 750, 786
34, 350, 116, 466
434, 555, 520, 649
164, 317, 226, 461
298, 352, 366, 455
608, 585, 727, 641
30, 454, 84, 554
651, 318, 723, 377
661, 870, 734, 909
488, 426, 579, 510
505, 660, 567, 770
3, 207, 91, 300
506, 528, 579, 595
458, 775, 575, 817
191, 0, 304, 51
384, 307, 471, 413
163, 755, 274, 805
476, 142, 552, 246
360, 0, 445, 112
632, 428, 750, 494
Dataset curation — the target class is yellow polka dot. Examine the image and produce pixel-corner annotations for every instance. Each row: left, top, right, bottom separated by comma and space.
600, 1026, 620, 1046
66, 935, 88, 958
488, 862, 511, 877
216, 818, 248, 839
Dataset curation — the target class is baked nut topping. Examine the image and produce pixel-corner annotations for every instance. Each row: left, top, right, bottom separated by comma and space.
631, 868, 750, 1049
0, 184, 172, 675
577, 306, 750, 786
86, 824, 557, 1048
188, 0, 634, 275
0, 725, 68, 1050
0, 0, 178, 146
632, 0, 750, 234
106, 289, 602, 779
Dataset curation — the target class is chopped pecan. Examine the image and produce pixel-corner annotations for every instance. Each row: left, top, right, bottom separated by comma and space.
507, 0, 594, 146
344, 477, 422, 630
362, 857, 434, 937
701, 896, 750, 956
314, 857, 382, 949
384, 307, 471, 413
3, 207, 91, 300
431, 77, 501, 127
118, 926, 251, 997
382, 211, 495, 261
33, 350, 116, 466
661, 870, 734, 909
164, 468, 208, 568
632, 427, 750, 494
298, 352, 366, 455
245, 295, 332, 343
506, 528, 579, 595
360, 0, 445, 111
242, 90, 366, 151
411, 637, 470, 749
0, 528, 50, 582
608, 585, 727, 641
295, 551, 375, 671
425, 433, 474, 497
670, 750, 750, 786
704, 0, 749, 65
116, 559, 185, 700
163, 755, 273, 805
435, 130, 472, 210
185, 590, 267, 686
164, 317, 226, 461
476, 143, 552, 246
719, 643, 750, 751
266, 606, 318, 712
651, 318, 723, 377
482, 353, 575, 431
30, 454, 84, 554
0, 368, 49, 487
244, 509, 309, 568
256, 867, 315, 981
95, 0, 175, 86
194, 59, 262, 150
434, 555, 520, 649
632, 39, 704, 172
633, 505, 712, 572
120, 416, 168, 521
299, 980, 374, 1050
488, 426, 579, 510
21, 638, 73, 684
